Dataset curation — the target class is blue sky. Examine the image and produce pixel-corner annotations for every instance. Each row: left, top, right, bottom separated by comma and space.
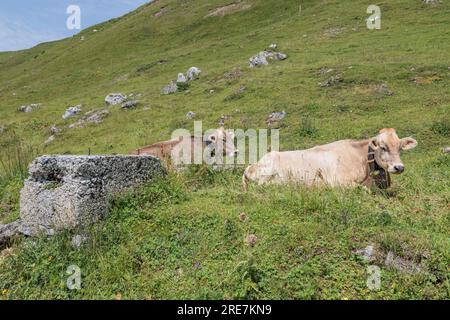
0, 0, 150, 52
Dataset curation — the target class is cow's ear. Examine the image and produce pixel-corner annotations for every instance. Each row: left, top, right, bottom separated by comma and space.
401, 137, 418, 151
369, 137, 379, 150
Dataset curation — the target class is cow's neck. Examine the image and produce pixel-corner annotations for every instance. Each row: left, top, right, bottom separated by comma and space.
366, 143, 391, 189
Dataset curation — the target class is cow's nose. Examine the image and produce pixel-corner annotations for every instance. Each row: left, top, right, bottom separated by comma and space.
394, 165, 404, 173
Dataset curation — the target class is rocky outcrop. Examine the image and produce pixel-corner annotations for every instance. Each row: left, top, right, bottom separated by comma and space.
19, 155, 165, 236
69, 109, 109, 128
63, 105, 82, 119
320, 74, 343, 87
187, 67, 202, 81
249, 50, 287, 68
177, 73, 187, 83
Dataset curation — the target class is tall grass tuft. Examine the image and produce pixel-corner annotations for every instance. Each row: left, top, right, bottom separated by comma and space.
0, 132, 39, 183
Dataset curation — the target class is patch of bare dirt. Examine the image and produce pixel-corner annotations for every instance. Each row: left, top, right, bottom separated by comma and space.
410, 75, 441, 84
205, 2, 252, 18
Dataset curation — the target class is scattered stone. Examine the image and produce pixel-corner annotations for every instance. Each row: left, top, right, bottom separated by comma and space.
266, 111, 286, 125
443, 147, 450, 154
374, 83, 394, 96
186, 111, 196, 119
320, 74, 343, 87
18, 104, 40, 113
121, 100, 138, 109
44, 135, 55, 145
19, 155, 165, 236
249, 50, 288, 68
0, 125, 6, 134
161, 81, 178, 95
177, 73, 187, 83
50, 125, 62, 134
246, 234, 258, 247
71, 234, 88, 249
62, 105, 82, 119
69, 109, 109, 128
268, 43, 277, 50
187, 67, 202, 81
317, 67, 334, 75
105, 93, 127, 105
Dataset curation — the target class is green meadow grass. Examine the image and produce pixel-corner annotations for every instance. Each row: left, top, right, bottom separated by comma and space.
0, 0, 449, 299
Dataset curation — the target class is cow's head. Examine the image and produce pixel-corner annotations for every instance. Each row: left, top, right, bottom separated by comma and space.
369, 128, 418, 174
206, 127, 238, 157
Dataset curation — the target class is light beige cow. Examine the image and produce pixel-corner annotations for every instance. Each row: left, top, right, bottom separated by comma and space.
242, 128, 417, 190
132, 127, 237, 169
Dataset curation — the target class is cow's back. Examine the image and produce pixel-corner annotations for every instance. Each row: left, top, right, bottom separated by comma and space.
245, 139, 367, 187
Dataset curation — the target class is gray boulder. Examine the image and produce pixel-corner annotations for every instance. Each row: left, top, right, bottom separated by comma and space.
20, 155, 165, 236
105, 93, 127, 105
63, 105, 82, 119
18, 104, 40, 113
249, 51, 288, 68
177, 73, 187, 83
266, 111, 286, 125
121, 100, 138, 109
187, 67, 202, 81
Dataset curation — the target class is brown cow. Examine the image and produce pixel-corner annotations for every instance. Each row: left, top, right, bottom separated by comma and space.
243, 128, 417, 190
132, 127, 237, 169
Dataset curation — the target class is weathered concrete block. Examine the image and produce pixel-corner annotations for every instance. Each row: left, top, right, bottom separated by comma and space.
20, 155, 165, 235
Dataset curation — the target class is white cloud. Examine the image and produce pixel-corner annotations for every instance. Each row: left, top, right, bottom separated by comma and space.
0, 16, 62, 52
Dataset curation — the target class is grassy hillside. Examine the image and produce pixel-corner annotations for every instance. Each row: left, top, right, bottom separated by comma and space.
0, 0, 449, 299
